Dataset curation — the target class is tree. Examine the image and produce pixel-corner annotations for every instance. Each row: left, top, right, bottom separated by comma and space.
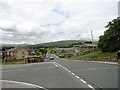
98, 17, 120, 52
39, 48, 47, 55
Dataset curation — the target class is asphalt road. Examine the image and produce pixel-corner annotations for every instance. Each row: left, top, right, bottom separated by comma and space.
48, 54, 119, 89
1, 54, 119, 90
2, 62, 91, 89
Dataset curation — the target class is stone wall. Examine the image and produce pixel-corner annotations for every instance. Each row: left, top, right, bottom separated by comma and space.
79, 56, 118, 62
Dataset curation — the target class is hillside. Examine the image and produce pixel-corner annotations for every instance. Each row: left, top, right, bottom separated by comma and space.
1, 40, 98, 49
29, 40, 83, 48
1, 44, 30, 49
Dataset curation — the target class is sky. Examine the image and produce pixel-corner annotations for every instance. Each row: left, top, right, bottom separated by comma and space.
0, 0, 119, 44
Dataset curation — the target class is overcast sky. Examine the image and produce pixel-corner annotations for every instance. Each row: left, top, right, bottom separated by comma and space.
0, 0, 119, 44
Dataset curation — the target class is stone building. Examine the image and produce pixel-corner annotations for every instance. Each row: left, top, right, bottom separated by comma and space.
56, 48, 75, 53
75, 42, 98, 55
7, 46, 29, 61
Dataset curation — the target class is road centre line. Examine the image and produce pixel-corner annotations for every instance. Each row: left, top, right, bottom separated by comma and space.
88, 85, 95, 90
53, 62, 95, 90
53, 62, 80, 78
76, 76, 80, 79
71, 72, 75, 75
53, 62, 59, 67
80, 79, 86, 84
68, 70, 72, 73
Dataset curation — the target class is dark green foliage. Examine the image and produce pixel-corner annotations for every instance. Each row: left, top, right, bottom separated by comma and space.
98, 17, 120, 52
39, 48, 47, 55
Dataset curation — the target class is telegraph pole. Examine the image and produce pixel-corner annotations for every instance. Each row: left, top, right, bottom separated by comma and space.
91, 30, 94, 52
91, 30, 93, 44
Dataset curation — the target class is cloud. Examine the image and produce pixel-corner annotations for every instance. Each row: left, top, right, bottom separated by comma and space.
0, 20, 16, 32
0, 0, 119, 44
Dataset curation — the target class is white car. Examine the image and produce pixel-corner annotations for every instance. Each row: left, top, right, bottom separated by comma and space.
50, 57, 54, 60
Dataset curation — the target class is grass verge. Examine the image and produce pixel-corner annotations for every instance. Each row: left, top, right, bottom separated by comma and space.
67, 51, 117, 60
0, 61, 26, 65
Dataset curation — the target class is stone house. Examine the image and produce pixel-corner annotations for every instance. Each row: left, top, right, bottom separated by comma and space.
79, 44, 97, 54
75, 42, 98, 55
28, 49, 38, 55
7, 46, 29, 61
56, 48, 75, 53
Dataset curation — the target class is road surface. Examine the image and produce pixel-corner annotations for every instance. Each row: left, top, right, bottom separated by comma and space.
1, 54, 119, 90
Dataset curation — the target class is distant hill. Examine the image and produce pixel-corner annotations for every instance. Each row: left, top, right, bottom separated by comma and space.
1, 40, 98, 49
29, 40, 83, 48
1, 44, 30, 49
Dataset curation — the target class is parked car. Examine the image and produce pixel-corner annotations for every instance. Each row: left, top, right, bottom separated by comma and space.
59, 55, 65, 58
50, 57, 54, 60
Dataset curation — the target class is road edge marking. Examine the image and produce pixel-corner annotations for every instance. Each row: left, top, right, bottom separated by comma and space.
0, 80, 45, 89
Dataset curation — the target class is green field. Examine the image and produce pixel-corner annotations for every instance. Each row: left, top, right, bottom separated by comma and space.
0, 61, 26, 65
68, 51, 117, 60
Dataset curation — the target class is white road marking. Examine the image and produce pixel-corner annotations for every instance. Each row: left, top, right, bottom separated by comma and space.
54, 63, 59, 67
88, 85, 95, 90
0, 80, 44, 89
68, 70, 72, 73
53, 62, 95, 90
76, 76, 80, 79
53, 62, 59, 67
63, 68, 69, 71
71, 72, 75, 76
80, 79, 86, 84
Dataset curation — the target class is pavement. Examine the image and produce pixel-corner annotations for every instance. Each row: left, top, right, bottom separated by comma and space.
1, 54, 119, 90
